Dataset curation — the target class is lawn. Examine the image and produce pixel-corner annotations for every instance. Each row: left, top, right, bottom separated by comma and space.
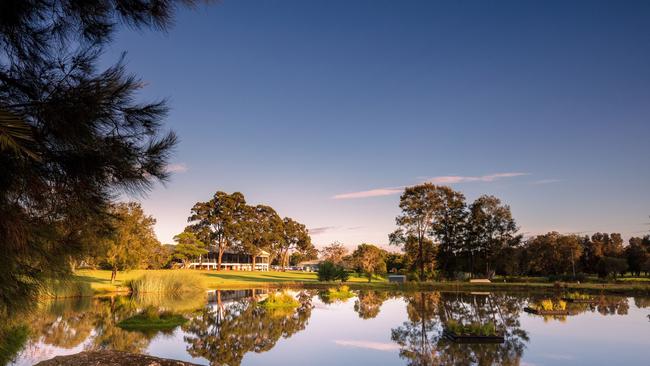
74, 269, 385, 294
70, 269, 650, 296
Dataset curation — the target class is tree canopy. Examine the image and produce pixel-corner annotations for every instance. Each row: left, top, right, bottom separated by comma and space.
0, 0, 197, 314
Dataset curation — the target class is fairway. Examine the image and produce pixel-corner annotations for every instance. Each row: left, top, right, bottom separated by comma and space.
73, 269, 385, 293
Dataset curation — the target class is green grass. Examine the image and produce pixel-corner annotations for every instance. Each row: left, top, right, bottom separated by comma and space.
118, 307, 187, 331
72, 269, 384, 294
68, 269, 650, 297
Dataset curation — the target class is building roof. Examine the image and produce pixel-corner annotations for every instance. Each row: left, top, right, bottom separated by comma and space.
298, 260, 322, 266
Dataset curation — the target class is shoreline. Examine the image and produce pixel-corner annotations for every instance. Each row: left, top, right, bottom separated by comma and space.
43, 278, 650, 300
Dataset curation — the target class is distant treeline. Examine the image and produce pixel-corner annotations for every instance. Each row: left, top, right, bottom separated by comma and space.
386, 183, 650, 280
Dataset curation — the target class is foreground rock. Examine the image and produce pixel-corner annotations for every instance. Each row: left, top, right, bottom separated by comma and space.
35, 351, 202, 366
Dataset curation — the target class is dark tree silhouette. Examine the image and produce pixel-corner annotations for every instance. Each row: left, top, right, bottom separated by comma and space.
0, 1, 205, 314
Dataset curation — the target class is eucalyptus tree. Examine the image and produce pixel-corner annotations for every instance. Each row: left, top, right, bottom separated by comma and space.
391, 184, 467, 279
465, 195, 520, 277
319, 241, 349, 265
98, 202, 161, 283
188, 191, 247, 270
390, 184, 440, 280
238, 204, 283, 271
351, 243, 387, 282
428, 186, 468, 276
278, 217, 313, 270
0, 0, 201, 313
172, 231, 208, 269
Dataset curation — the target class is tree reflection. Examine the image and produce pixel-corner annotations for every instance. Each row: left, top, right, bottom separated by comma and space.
183, 290, 314, 366
391, 292, 441, 365
391, 292, 529, 366
354, 290, 389, 319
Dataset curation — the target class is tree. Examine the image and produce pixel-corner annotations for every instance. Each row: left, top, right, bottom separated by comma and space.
391, 184, 468, 280
278, 217, 313, 270
172, 231, 208, 269
290, 248, 318, 266
188, 191, 247, 271
524, 232, 583, 276
97, 203, 161, 283
0, 1, 195, 314
466, 195, 520, 277
319, 241, 349, 265
147, 243, 176, 269
351, 244, 387, 282
390, 184, 440, 280
625, 241, 648, 276
581, 233, 625, 274
238, 205, 282, 271
429, 186, 468, 277
597, 257, 628, 279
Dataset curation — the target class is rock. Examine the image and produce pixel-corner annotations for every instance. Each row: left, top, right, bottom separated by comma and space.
35, 350, 203, 366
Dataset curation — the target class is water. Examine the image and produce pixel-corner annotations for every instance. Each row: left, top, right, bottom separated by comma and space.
8, 289, 650, 365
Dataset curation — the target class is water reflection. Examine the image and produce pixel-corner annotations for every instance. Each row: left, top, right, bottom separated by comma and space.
7, 290, 650, 366
183, 289, 313, 365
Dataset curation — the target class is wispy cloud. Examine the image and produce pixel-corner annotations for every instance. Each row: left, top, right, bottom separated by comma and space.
334, 340, 400, 352
332, 172, 528, 200
531, 178, 562, 185
309, 226, 337, 235
165, 163, 188, 173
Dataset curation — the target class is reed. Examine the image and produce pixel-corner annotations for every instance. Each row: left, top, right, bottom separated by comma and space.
128, 271, 206, 296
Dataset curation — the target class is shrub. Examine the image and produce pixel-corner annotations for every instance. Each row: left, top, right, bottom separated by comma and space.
317, 261, 349, 282
128, 271, 206, 295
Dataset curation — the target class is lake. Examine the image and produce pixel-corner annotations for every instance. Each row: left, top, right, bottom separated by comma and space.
9, 288, 650, 365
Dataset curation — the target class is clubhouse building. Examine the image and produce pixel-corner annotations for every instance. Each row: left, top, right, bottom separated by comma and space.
189, 248, 270, 271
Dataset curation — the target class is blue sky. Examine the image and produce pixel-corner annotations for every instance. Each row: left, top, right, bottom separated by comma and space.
105, 0, 650, 248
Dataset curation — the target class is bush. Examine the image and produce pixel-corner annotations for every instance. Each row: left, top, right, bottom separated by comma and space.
128, 271, 206, 295
317, 261, 349, 282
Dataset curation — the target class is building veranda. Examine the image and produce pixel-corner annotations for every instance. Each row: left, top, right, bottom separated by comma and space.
188, 249, 270, 271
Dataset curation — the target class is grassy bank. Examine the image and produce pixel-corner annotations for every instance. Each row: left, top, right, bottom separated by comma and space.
69, 269, 650, 296
73, 269, 382, 294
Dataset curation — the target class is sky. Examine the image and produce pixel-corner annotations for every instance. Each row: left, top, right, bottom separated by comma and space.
103, 0, 650, 249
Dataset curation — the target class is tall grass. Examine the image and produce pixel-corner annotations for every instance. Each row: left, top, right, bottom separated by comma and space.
41, 279, 93, 299
128, 271, 206, 296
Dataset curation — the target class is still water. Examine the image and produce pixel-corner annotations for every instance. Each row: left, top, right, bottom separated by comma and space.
10, 289, 650, 366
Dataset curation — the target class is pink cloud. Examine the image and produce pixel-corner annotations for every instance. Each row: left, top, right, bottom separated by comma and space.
332, 187, 404, 200
332, 172, 528, 200
165, 163, 188, 173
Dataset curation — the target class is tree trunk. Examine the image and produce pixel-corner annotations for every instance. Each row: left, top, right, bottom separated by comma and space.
110, 268, 117, 284
418, 234, 424, 281
218, 249, 223, 271
252, 253, 257, 271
